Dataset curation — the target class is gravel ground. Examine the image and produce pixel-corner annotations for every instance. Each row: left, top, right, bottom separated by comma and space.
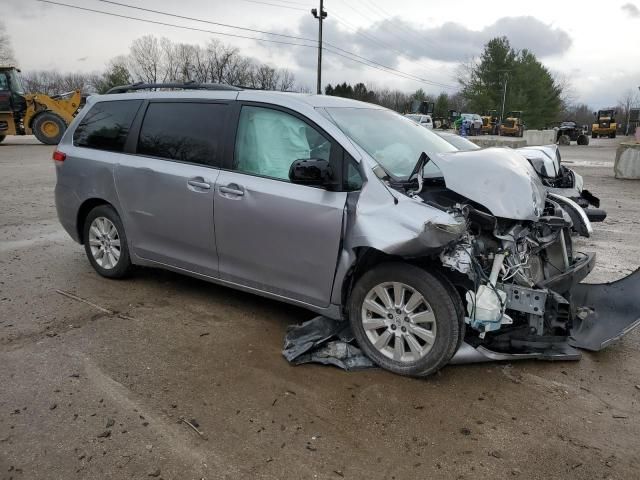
1, 136, 639, 480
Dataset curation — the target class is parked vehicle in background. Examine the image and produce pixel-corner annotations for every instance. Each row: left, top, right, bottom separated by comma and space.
405, 113, 433, 129
555, 121, 589, 145
0, 66, 83, 145
54, 85, 636, 377
499, 111, 524, 137
454, 113, 482, 135
591, 109, 617, 138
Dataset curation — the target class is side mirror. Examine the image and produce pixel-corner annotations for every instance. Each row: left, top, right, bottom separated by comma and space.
289, 158, 333, 186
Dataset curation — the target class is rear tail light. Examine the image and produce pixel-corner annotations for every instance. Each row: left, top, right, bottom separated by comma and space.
53, 150, 66, 162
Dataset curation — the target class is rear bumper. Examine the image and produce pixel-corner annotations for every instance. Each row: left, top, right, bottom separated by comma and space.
54, 181, 81, 243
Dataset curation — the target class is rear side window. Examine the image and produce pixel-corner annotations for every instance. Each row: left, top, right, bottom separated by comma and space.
137, 102, 227, 167
73, 100, 141, 152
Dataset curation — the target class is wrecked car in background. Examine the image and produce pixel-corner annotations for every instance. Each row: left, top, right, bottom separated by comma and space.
434, 131, 607, 226
54, 87, 640, 377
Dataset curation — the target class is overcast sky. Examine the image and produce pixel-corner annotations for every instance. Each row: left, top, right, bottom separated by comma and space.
4, 0, 640, 107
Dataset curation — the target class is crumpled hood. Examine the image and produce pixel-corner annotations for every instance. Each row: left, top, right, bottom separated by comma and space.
516, 144, 561, 178
432, 147, 547, 221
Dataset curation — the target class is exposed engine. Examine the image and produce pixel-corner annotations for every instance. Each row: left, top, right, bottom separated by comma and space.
430, 192, 591, 352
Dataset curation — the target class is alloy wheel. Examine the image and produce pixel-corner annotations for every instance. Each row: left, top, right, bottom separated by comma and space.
361, 282, 437, 362
88, 216, 121, 270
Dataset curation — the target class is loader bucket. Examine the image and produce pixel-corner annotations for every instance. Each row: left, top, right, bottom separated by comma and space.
569, 268, 640, 351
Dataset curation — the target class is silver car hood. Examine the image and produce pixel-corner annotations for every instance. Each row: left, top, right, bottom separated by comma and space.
432, 148, 546, 221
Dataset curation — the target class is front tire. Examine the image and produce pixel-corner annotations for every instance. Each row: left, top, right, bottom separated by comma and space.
0, 134, 5, 144
349, 263, 462, 377
83, 205, 132, 278
32, 112, 67, 145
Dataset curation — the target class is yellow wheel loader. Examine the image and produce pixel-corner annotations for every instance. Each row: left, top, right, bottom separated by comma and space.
591, 109, 617, 139
481, 109, 499, 135
0, 66, 82, 145
499, 111, 525, 137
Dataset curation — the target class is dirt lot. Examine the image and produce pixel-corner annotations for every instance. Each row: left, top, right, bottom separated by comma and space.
1, 136, 639, 480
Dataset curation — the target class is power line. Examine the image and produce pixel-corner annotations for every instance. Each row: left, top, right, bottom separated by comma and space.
37, 0, 456, 89
327, 4, 452, 89
93, 0, 317, 42
238, 0, 307, 12
36, 0, 317, 48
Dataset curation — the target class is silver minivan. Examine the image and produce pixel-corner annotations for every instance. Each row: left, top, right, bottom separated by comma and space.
54, 85, 640, 376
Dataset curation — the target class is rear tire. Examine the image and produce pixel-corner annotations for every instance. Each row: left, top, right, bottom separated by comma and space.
0, 135, 5, 143
349, 262, 462, 377
610, 132, 616, 139
32, 112, 67, 145
558, 134, 570, 145
83, 205, 132, 279
577, 135, 589, 146
591, 133, 597, 139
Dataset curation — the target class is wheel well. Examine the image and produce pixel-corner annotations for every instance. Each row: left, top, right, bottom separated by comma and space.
340, 247, 469, 315
340, 248, 397, 309
76, 199, 112, 244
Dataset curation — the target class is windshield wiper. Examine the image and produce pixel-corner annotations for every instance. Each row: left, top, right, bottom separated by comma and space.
388, 152, 430, 194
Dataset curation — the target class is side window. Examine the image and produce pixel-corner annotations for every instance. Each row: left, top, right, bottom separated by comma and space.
344, 153, 363, 191
233, 106, 331, 181
73, 100, 141, 152
137, 102, 227, 166
0, 74, 8, 91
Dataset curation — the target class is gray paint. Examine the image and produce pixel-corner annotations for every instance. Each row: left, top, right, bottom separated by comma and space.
52, 90, 571, 322
433, 147, 547, 220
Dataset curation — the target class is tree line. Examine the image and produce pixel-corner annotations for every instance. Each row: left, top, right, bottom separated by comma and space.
20, 34, 301, 95
324, 82, 468, 116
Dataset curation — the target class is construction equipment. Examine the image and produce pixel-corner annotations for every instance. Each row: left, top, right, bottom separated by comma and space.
555, 121, 589, 145
480, 109, 499, 135
591, 109, 617, 139
406, 100, 434, 116
0, 66, 82, 145
499, 111, 524, 137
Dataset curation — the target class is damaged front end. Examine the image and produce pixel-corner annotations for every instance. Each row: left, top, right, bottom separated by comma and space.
517, 144, 607, 225
425, 188, 637, 363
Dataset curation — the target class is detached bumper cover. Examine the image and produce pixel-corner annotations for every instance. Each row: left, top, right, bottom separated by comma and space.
570, 268, 640, 350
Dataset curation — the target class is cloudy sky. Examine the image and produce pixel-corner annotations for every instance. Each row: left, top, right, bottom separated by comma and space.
4, 0, 640, 106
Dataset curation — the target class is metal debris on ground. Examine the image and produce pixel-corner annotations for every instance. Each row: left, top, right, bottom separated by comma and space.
179, 417, 208, 440
55, 289, 135, 320
282, 316, 375, 371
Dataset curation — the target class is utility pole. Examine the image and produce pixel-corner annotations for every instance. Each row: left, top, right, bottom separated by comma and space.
500, 72, 508, 122
311, 1, 327, 94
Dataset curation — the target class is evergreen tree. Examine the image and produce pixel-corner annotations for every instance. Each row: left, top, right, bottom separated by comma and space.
460, 37, 562, 128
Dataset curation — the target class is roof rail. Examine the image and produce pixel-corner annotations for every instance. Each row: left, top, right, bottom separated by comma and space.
105, 82, 242, 94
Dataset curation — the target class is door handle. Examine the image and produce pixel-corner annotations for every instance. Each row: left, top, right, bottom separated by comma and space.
219, 185, 245, 196
188, 179, 211, 190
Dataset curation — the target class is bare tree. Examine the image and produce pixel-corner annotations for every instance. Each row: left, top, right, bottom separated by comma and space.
128, 35, 162, 83
22, 70, 95, 95
0, 22, 15, 65
278, 69, 295, 91
617, 89, 640, 134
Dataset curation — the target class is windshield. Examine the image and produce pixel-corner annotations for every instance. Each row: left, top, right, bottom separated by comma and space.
437, 133, 480, 151
8, 70, 25, 94
324, 107, 457, 179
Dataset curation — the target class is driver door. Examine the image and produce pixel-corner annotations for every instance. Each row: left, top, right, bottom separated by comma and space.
214, 104, 347, 307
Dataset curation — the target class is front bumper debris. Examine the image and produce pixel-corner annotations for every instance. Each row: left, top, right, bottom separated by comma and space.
570, 268, 640, 350
283, 269, 640, 370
